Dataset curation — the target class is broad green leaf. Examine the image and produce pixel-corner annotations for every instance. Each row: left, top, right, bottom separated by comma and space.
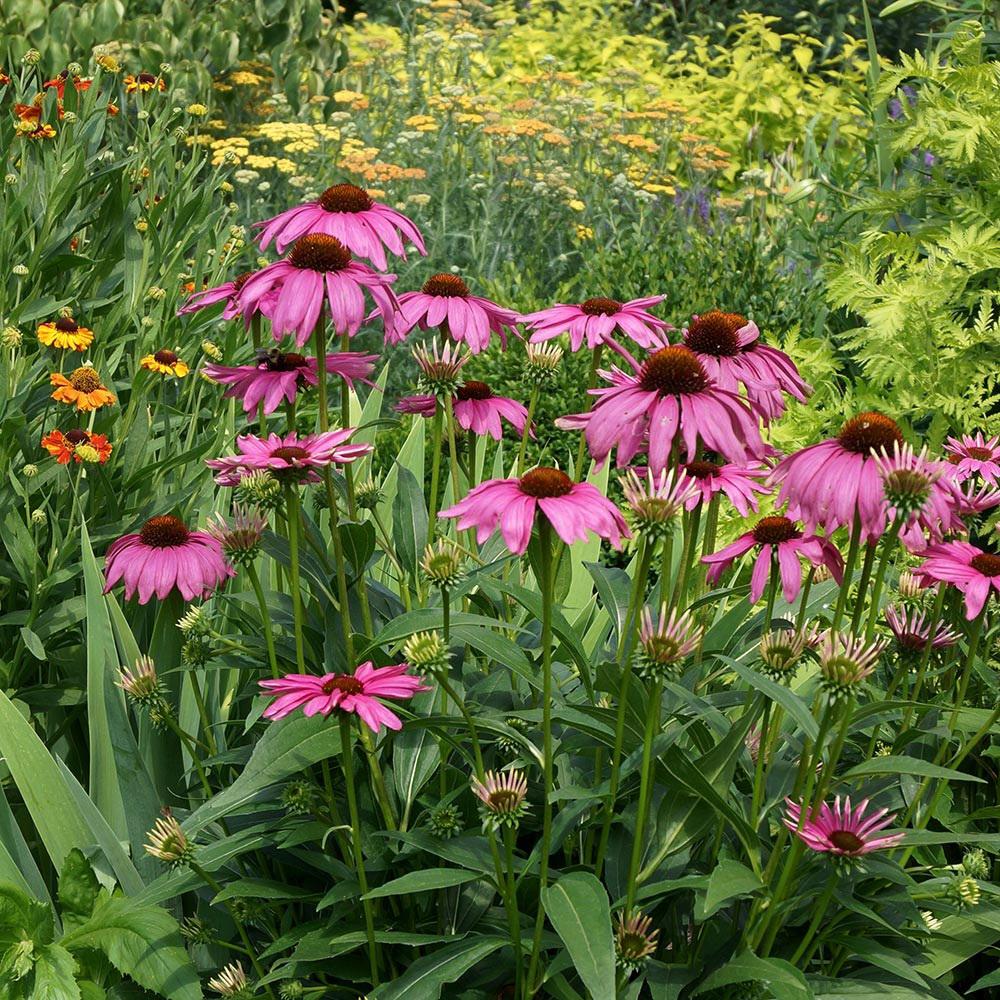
29, 944, 80, 1000
541, 873, 615, 1000
363, 869, 482, 900
369, 936, 506, 1000
58, 850, 100, 922
393, 690, 440, 822
392, 465, 428, 582
693, 951, 810, 1000
725, 658, 818, 741
845, 756, 984, 783
0, 792, 49, 902
697, 860, 762, 920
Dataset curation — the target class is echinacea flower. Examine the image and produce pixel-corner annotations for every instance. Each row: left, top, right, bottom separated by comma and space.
144, 809, 192, 865
770, 412, 905, 542
204, 507, 267, 566
682, 310, 810, 422
207, 429, 372, 486
955, 482, 1000, 517
702, 515, 843, 604
884, 605, 960, 652
557, 346, 766, 472
634, 604, 704, 679
253, 182, 426, 270
140, 348, 189, 377
817, 630, 887, 697
178, 271, 254, 318
471, 769, 529, 831
50, 366, 116, 411
758, 629, 809, 681
439, 467, 629, 555
913, 541, 1000, 619
41, 428, 112, 465
258, 661, 429, 733
621, 467, 697, 540
207, 962, 248, 998
394, 393, 437, 418
945, 432, 1000, 487
783, 796, 903, 857
452, 380, 531, 440
615, 911, 659, 973
388, 273, 520, 353
413, 340, 470, 397
236, 233, 397, 346
124, 72, 165, 94
874, 442, 944, 523
104, 515, 235, 604
522, 295, 670, 353
36, 316, 93, 351
203, 350, 377, 416
682, 458, 771, 516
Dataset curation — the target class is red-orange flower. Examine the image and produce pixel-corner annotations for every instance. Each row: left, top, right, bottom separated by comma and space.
41, 428, 113, 464
43, 73, 92, 97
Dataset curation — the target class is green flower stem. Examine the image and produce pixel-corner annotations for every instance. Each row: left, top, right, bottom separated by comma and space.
340, 331, 358, 518
444, 395, 464, 506
750, 695, 771, 827
762, 553, 779, 632
788, 873, 838, 966
327, 493, 356, 667
864, 519, 903, 640
670, 502, 702, 611
503, 825, 524, 998
516, 385, 540, 476
832, 515, 863, 632
160, 712, 212, 798
902, 584, 947, 730
188, 669, 218, 758
625, 678, 664, 915
796, 566, 815, 631
572, 344, 603, 480
427, 401, 445, 545
526, 518, 556, 993
339, 715, 381, 986
246, 562, 280, 678
467, 428, 478, 489
850, 540, 879, 634
284, 486, 307, 672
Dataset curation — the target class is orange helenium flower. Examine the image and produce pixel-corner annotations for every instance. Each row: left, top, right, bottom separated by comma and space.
140, 349, 189, 377
41, 428, 112, 464
50, 366, 116, 411
37, 317, 94, 351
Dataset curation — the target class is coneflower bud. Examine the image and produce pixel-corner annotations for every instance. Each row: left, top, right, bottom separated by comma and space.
471, 769, 529, 832
207, 961, 252, 998
201, 339, 223, 360
144, 809, 193, 865
233, 470, 283, 512
22, 463, 38, 477
634, 604, 703, 681
1, 325, 21, 348
896, 569, 923, 600
401, 630, 450, 673
817, 630, 887, 699
495, 715, 531, 756
614, 910, 659, 973
204, 507, 267, 566
413, 341, 469, 398
875, 442, 942, 522
281, 779, 317, 816
524, 342, 563, 385
177, 605, 212, 637
30, 508, 47, 526
279, 983, 305, 1000
963, 848, 990, 880
621, 468, 696, 541
758, 629, 808, 681
180, 915, 213, 944
355, 477, 384, 510
952, 875, 981, 908
182, 636, 213, 667
421, 539, 464, 589
118, 656, 167, 716
426, 803, 463, 839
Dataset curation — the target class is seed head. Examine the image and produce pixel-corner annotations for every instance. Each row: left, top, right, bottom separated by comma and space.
421, 539, 464, 588
401, 630, 450, 673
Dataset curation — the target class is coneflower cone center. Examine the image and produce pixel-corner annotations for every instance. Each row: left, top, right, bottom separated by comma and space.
519, 467, 573, 498
684, 310, 746, 357
752, 516, 802, 545
829, 830, 865, 852
422, 273, 469, 297
64, 428, 90, 445
322, 675, 364, 695
639, 346, 709, 394
686, 459, 721, 479
140, 515, 190, 547
897, 632, 927, 652
266, 352, 307, 371
837, 412, 904, 455
232, 271, 254, 291
54, 317, 79, 332
318, 183, 373, 213
971, 553, 1000, 577
272, 445, 309, 462
580, 296, 622, 316
137, 72, 157, 85
70, 367, 101, 392
456, 380, 492, 401
154, 349, 178, 365
965, 446, 995, 461
488, 789, 520, 812
288, 233, 352, 272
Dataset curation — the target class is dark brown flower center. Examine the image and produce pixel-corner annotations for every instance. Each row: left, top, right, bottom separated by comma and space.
684, 310, 746, 357
232, 271, 254, 292
639, 346, 709, 395
139, 514, 190, 548
456, 380, 493, 401
896, 631, 927, 652
580, 297, 621, 316
70, 367, 102, 392
965, 447, 994, 461
54, 317, 79, 332
266, 352, 308, 371
154, 349, 178, 365
271, 446, 309, 462
318, 183, 373, 213
422, 273, 469, 297
971, 552, 1000, 577
829, 830, 865, 853
685, 460, 721, 479
64, 428, 90, 445
519, 467, 573, 498
138, 72, 157, 85
837, 412, 904, 456
321, 674, 364, 694
752, 515, 802, 545
488, 789, 520, 811
288, 234, 352, 272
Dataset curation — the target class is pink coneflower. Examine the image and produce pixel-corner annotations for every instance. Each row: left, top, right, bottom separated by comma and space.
913, 541, 1000, 619
259, 661, 429, 733
103, 515, 235, 604
621, 468, 697, 539
682, 458, 771, 516
556, 346, 766, 473
207, 430, 372, 486
236, 234, 397, 346
395, 394, 437, 418
682, 310, 811, 422
253, 182, 426, 270
413, 341, 470, 397
521, 295, 670, 353
945, 432, 1000, 486
783, 796, 903, 857
635, 604, 704, 679
439, 466, 629, 555
956, 482, 1000, 517
471, 769, 530, 831
817, 630, 887, 695
770, 412, 906, 542
178, 271, 255, 318
203, 350, 377, 416
388, 273, 520, 353
884, 606, 960, 651
702, 515, 843, 604
874, 443, 944, 523
452, 380, 531, 440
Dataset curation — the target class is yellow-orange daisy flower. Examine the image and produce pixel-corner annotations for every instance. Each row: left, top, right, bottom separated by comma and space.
140, 349, 189, 377
124, 73, 166, 94
50, 366, 116, 411
37, 317, 94, 351
41, 428, 113, 465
